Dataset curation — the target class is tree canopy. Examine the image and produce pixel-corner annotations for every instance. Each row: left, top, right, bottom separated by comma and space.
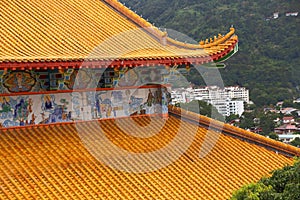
231, 158, 300, 200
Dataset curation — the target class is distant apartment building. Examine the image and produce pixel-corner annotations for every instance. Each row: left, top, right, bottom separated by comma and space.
286, 12, 298, 17
171, 86, 249, 116
293, 98, 300, 103
193, 86, 249, 103
209, 99, 245, 117
273, 12, 279, 19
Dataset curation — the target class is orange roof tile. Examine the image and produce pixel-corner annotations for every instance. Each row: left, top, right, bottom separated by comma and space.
0, 0, 237, 66
0, 110, 298, 199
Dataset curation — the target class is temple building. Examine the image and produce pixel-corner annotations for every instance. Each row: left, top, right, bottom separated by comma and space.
0, 0, 238, 127
0, 0, 299, 199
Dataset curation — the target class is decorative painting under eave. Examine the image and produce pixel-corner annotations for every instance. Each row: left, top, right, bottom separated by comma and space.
0, 86, 170, 128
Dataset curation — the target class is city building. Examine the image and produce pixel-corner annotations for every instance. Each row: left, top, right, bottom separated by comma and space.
283, 116, 295, 124
171, 86, 248, 116
281, 107, 298, 115
210, 98, 245, 116
293, 98, 300, 103
275, 124, 300, 134
286, 12, 298, 17
193, 86, 249, 103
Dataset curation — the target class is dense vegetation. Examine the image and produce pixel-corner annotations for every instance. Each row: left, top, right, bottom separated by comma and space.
120, 0, 300, 107
231, 158, 300, 200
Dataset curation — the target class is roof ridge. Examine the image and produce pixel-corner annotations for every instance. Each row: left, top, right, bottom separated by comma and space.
168, 106, 300, 157
102, 0, 238, 50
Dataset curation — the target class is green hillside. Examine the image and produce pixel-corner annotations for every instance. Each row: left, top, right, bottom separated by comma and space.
120, 0, 300, 106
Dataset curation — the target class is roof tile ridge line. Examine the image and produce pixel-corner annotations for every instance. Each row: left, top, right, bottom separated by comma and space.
102, 0, 165, 40
168, 105, 300, 157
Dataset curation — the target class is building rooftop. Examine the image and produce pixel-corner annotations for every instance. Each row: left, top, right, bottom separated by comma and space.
283, 116, 295, 122
0, 107, 299, 199
0, 0, 237, 69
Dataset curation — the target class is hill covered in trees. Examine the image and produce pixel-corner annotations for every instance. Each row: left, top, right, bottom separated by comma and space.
120, 0, 300, 106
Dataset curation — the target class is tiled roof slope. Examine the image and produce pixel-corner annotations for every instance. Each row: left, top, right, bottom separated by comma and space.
0, 0, 237, 64
0, 113, 298, 199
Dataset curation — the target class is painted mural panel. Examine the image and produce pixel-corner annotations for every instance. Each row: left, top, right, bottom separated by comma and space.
0, 87, 171, 128
0, 66, 187, 94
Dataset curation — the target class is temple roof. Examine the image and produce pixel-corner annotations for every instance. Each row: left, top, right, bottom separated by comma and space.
0, 108, 298, 199
0, 0, 238, 69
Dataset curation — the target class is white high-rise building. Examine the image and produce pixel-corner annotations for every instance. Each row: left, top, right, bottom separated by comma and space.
171, 86, 249, 116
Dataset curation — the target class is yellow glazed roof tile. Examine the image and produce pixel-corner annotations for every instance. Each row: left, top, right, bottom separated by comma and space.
0, 112, 297, 199
0, 0, 238, 64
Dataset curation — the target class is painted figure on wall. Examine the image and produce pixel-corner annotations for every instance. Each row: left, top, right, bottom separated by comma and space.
43, 95, 54, 110
146, 89, 154, 107
28, 98, 33, 113
47, 98, 71, 123
106, 104, 113, 118
111, 91, 122, 117
154, 89, 162, 105
30, 114, 36, 125
3, 71, 36, 93
99, 98, 112, 118
70, 93, 80, 119
95, 97, 102, 118
0, 97, 11, 113
14, 98, 30, 125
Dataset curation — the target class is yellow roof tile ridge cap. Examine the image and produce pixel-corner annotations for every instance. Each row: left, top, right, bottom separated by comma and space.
165, 27, 237, 50
168, 105, 300, 157
103, 0, 165, 39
